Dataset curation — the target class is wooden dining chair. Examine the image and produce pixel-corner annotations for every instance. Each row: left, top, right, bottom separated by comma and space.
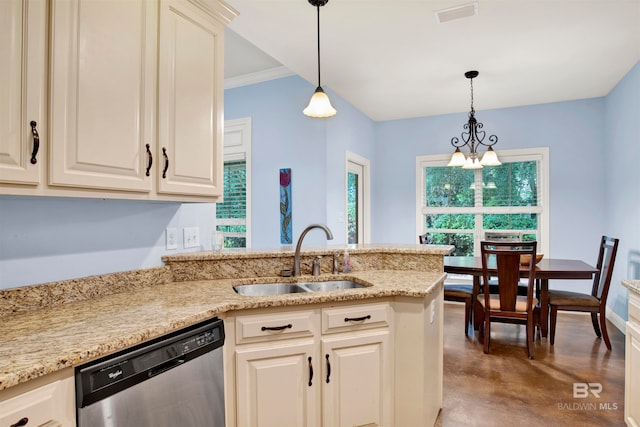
484, 231, 523, 242
478, 240, 538, 358
548, 236, 619, 350
420, 234, 474, 336
483, 231, 532, 297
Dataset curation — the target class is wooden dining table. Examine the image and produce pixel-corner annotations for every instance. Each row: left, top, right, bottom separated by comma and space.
443, 256, 599, 337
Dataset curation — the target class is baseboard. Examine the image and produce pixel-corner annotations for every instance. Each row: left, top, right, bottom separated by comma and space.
606, 307, 627, 335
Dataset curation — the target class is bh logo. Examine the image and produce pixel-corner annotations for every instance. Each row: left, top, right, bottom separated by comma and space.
573, 382, 602, 398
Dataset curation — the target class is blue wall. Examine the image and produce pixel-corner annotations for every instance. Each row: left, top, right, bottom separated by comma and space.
1, 64, 638, 325
224, 76, 376, 248
604, 61, 640, 319
374, 98, 608, 284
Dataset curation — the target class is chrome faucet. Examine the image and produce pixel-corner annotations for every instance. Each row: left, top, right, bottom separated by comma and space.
293, 224, 334, 276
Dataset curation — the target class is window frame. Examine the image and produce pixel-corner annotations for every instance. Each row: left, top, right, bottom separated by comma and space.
415, 147, 550, 256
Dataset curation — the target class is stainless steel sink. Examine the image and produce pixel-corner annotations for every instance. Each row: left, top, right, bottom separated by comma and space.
298, 280, 365, 292
233, 283, 307, 296
233, 280, 366, 296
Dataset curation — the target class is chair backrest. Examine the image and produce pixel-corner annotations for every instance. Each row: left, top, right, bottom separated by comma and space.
418, 233, 430, 244
484, 231, 523, 242
592, 236, 619, 304
480, 240, 537, 313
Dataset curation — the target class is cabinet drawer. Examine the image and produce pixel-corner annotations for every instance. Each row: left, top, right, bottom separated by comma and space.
629, 291, 640, 326
322, 302, 391, 334
235, 309, 318, 344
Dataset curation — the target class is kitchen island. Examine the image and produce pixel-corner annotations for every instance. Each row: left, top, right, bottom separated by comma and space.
0, 244, 452, 426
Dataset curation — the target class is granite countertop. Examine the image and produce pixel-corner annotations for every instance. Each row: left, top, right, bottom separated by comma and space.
0, 244, 451, 391
622, 279, 640, 295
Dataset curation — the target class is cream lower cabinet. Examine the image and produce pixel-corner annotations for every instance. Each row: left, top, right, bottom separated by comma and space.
226, 300, 393, 427
321, 331, 392, 427
626, 290, 640, 427
0, 369, 75, 427
235, 340, 320, 426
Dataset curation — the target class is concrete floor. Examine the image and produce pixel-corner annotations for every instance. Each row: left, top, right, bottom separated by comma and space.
438, 302, 626, 426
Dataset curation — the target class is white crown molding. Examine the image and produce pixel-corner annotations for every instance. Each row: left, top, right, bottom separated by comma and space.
224, 66, 294, 89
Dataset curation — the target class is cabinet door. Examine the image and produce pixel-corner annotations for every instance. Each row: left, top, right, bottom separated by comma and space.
0, 375, 75, 427
0, 0, 46, 185
321, 331, 392, 427
236, 341, 319, 427
157, 0, 224, 197
626, 320, 640, 427
49, 0, 156, 192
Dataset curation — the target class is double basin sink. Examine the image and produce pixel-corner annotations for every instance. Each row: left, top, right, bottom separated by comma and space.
233, 280, 366, 296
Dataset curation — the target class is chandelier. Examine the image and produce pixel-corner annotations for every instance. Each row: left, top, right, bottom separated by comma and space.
447, 70, 501, 169
303, 0, 337, 118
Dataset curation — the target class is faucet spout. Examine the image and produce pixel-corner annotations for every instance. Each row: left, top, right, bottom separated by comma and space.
293, 224, 334, 277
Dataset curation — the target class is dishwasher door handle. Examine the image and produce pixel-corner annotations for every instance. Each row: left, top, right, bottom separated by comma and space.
149, 358, 186, 378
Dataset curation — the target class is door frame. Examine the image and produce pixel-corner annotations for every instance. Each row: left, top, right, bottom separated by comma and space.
345, 151, 370, 244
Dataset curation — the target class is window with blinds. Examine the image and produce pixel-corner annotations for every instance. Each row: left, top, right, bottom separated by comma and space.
216, 160, 247, 248
418, 148, 549, 256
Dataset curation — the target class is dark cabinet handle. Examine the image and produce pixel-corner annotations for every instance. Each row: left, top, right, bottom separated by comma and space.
11, 418, 29, 427
29, 121, 39, 164
162, 147, 169, 179
344, 315, 371, 322
145, 144, 153, 176
308, 356, 313, 386
325, 354, 331, 383
261, 323, 292, 331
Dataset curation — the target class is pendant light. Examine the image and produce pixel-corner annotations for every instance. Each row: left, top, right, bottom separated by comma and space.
447, 71, 500, 168
303, 0, 336, 118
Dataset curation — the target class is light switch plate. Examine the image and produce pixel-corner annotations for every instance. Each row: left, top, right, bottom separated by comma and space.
166, 228, 178, 250
184, 227, 200, 249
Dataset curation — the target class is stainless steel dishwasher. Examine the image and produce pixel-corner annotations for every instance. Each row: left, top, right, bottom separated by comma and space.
75, 317, 225, 426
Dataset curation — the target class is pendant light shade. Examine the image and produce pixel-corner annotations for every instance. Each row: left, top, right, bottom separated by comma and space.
304, 0, 336, 118
304, 87, 336, 117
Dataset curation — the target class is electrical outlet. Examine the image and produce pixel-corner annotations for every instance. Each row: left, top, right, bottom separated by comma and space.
166, 228, 178, 250
184, 227, 200, 249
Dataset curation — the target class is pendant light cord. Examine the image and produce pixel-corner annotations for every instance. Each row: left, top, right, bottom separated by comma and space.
316, 4, 321, 87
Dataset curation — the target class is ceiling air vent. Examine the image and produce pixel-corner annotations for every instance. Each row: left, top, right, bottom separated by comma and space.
435, 2, 478, 24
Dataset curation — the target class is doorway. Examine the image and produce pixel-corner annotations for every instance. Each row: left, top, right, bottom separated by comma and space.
346, 152, 370, 244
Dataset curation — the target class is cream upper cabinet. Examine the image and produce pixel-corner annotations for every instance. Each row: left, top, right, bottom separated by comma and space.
1, 0, 235, 200
49, 0, 157, 193
0, 0, 47, 186
157, 0, 225, 197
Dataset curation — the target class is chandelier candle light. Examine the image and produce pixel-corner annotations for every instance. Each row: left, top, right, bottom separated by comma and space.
447, 70, 501, 169
303, 0, 337, 118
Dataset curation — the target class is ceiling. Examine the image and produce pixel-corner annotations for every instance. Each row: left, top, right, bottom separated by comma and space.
224, 0, 640, 122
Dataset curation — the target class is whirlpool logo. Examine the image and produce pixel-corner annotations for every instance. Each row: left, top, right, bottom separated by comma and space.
108, 369, 123, 380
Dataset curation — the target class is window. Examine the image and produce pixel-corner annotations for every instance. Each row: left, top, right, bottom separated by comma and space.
416, 148, 549, 256
218, 118, 251, 248
217, 160, 247, 248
